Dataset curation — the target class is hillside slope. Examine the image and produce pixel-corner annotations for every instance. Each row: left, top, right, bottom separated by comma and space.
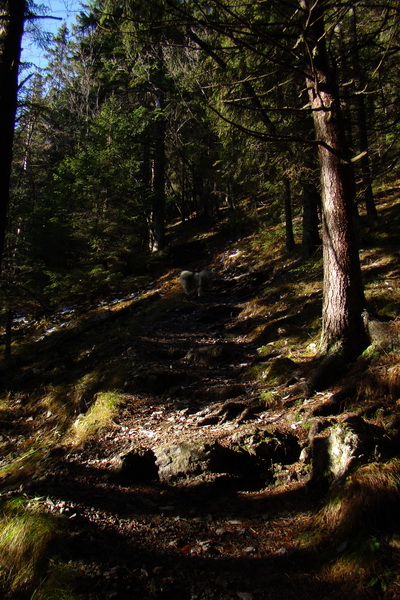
1, 193, 400, 599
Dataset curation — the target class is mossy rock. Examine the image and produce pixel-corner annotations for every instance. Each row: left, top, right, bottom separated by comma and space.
266, 357, 297, 385
185, 344, 231, 366
311, 416, 394, 481
132, 370, 190, 394
154, 441, 260, 483
246, 362, 271, 382
230, 427, 300, 465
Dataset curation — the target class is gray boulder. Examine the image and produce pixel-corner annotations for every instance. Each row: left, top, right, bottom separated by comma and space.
154, 440, 264, 485
311, 416, 392, 481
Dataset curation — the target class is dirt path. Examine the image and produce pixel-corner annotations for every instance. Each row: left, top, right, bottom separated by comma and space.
23, 281, 347, 600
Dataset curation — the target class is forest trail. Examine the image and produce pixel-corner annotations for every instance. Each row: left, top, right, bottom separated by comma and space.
12, 262, 348, 600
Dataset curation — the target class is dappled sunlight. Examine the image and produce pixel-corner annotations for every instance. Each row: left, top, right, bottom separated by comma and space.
1, 190, 400, 598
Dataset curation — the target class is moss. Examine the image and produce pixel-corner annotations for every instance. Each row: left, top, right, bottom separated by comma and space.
246, 362, 270, 381
266, 357, 296, 385
259, 390, 282, 409
310, 459, 400, 548
257, 345, 273, 357
0, 446, 54, 489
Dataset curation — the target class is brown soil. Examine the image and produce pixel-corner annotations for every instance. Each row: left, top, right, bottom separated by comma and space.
17, 275, 354, 600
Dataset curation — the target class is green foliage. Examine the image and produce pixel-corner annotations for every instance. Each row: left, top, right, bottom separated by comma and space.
5, 0, 400, 338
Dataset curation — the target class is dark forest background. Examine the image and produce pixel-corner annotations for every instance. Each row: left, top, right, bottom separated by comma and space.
2, 1, 398, 341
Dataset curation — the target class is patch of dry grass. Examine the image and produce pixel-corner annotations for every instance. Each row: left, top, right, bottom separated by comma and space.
0, 498, 61, 595
315, 460, 400, 541
67, 390, 124, 446
307, 460, 400, 595
0, 498, 80, 599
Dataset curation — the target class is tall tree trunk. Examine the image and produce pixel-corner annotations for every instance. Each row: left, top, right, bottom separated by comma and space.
150, 25, 166, 252
0, 0, 25, 272
302, 182, 320, 257
300, 0, 369, 359
4, 307, 12, 361
283, 177, 295, 251
350, 6, 377, 223
151, 102, 166, 252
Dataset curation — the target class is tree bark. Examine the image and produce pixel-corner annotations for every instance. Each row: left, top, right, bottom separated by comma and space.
302, 182, 320, 257
283, 177, 295, 252
300, 0, 369, 359
150, 99, 166, 252
149, 49, 167, 252
350, 6, 377, 223
4, 307, 12, 361
0, 0, 25, 272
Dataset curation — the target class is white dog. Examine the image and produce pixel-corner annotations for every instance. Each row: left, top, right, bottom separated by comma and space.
180, 270, 213, 296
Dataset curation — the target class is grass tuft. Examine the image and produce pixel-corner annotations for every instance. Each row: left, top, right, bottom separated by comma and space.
306, 460, 400, 595
31, 562, 80, 600
68, 391, 124, 446
0, 498, 61, 594
314, 459, 400, 543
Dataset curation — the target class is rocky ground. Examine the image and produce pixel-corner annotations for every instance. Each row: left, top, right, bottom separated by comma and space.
9, 267, 376, 600
3, 212, 400, 600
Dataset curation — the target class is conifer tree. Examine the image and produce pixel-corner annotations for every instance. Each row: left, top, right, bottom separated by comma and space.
0, 0, 26, 271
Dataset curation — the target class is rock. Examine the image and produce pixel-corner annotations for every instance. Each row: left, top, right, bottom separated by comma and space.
116, 447, 159, 483
311, 416, 392, 481
155, 441, 215, 481
363, 312, 394, 347
266, 357, 297, 385
154, 440, 265, 485
185, 344, 230, 366
230, 427, 300, 465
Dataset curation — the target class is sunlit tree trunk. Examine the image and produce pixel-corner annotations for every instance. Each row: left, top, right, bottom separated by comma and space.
0, 0, 25, 271
300, 0, 369, 359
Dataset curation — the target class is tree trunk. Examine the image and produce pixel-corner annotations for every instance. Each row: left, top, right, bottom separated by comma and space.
300, 0, 369, 359
148, 39, 167, 253
302, 182, 320, 257
151, 104, 166, 252
283, 177, 295, 252
0, 0, 25, 272
4, 308, 12, 361
350, 6, 377, 223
